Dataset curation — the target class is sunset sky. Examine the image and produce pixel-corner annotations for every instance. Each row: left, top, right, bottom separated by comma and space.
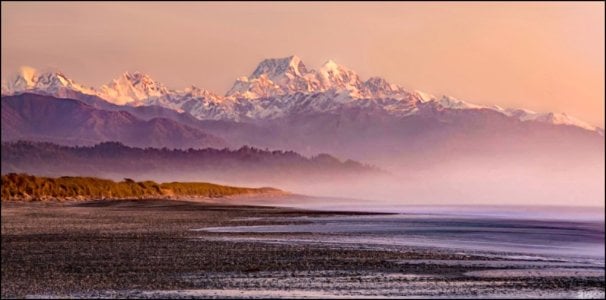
2, 2, 604, 126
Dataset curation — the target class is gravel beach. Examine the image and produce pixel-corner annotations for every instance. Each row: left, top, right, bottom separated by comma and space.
2, 199, 604, 299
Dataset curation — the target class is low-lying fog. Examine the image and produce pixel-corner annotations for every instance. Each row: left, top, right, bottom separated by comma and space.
144, 153, 604, 209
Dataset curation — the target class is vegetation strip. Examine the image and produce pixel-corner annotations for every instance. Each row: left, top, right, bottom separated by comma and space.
1, 173, 280, 201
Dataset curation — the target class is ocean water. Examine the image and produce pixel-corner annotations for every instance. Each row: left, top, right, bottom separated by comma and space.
199, 205, 605, 263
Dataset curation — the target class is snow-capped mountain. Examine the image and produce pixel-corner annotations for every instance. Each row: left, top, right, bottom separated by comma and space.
2, 66, 97, 98
1, 57, 602, 133
225, 55, 411, 100
226, 55, 317, 98
98, 71, 171, 105
488, 107, 599, 132
2, 57, 602, 209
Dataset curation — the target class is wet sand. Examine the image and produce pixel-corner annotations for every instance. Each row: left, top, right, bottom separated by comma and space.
2, 199, 604, 298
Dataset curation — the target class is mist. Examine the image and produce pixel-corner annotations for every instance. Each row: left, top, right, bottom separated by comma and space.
74, 150, 604, 209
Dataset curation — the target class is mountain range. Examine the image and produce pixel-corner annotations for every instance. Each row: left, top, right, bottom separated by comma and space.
1, 55, 603, 203
1, 56, 603, 172
2, 56, 602, 133
1, 93, 226, 149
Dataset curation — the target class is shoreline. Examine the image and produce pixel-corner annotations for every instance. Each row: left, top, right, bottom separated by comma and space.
2, 199, 604, 298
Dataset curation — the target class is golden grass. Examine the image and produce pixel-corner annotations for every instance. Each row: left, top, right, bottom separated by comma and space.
1, 173, 279, 201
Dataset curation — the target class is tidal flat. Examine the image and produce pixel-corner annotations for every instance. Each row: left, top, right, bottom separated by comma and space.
1, 199, 604, 299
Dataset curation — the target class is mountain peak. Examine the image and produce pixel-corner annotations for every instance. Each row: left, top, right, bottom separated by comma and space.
321, 59, 340, 70
363, 76, 405, 97
99, 71, 169, 105
251, 55, 308, 79
316, 59, 362, 93
122, 70, 141, 78
286, 54, 302, 66
319, 59, 356, 74
3, 66, 96, 96
226, 55, 313, 98
228, 57, 408, 99
120, 71, 155, 84
18, 66, 39, 84
111, 71, 159, 85
181, 85, 219, 99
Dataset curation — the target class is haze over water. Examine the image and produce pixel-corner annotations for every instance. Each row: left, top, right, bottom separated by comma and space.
202, 205, 606, 261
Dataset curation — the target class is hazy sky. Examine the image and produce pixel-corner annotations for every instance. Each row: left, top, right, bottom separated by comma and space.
2, 2, 604, 126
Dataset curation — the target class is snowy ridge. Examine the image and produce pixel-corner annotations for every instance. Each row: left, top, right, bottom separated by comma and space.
3, 66, 97, 97
1, 58, 602, 134
98, 71, 171, 105
226, 56, 411, 100
501, 108, 600, 132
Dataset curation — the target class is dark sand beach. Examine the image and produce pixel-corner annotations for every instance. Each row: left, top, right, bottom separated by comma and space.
2, 199, 604, 299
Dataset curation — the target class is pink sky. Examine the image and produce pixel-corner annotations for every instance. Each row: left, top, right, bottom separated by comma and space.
1, 2, 604, 126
